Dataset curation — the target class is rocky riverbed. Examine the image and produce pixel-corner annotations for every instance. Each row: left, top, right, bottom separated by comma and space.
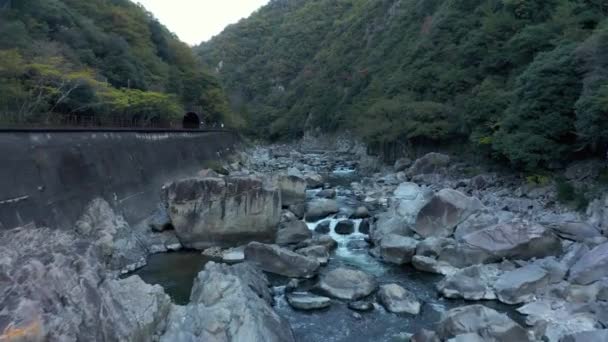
2, 140, 608, 341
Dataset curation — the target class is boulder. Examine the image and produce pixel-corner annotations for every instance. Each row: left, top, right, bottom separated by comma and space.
276, 220, 312, 246
359, 219, 371, 234
278, 174, 307, 206
437, 243, 492, 268
416, 237, 455, 258
569, 242, 608, 285
335, 220, 355, 235
561, 330, 608, 342
295, 245, 330, 265
370, 212, 413, 245
305, 199, 339, 222
438, 264, 511, 300
297, 235, 338, 251
244, 242, 320, 278
377, 284, 421, 315
288, 203, 306, 219
437, 305, 530, 341
494, 265, 549, 304
148, 205, 174, 232
378, 234, 418, 265
394, 157, 413, 172
348, 301, 374, 312
317, 268, 378, 300
0, 227, 171, 342
161, 262, 295, 342
286, 292, 331, 311
75, 198, 147, 272
460, 222, 562, 262
317, 188, 337, 199
304, 172, 324, 189
454, 211, 514, 241
412, 256, 458, 276
407, 152, 450, 176
315, 220, 331, 234
351, 206, 371, 219
391, 182, 431, 224
413, 189, 483, 238
548, 221, 602, 242
164, 176, 281, 249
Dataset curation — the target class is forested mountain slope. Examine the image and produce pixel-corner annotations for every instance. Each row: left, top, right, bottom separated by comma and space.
198, 0, 608, 168
0, 0, 241, 127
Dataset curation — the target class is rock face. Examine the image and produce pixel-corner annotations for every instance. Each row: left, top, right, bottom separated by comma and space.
276, 220, 312, 245
494, 265, 549, 304
0, 227, 171, 342
164, 176, 281, 249
460, 222, 562, 262
161, 262, 295, 342
278, 174, 307, 206
378, 234, 418, 265
377, 284, 421, 314
317, 268, 378, 300
244, 242, 320, 278
437, 305, 530, 341
305, 199, 339, 222
413, 189, 483, 238
407, 152, 450, 176
75, 198, 147, 272
569, 242, 608, 285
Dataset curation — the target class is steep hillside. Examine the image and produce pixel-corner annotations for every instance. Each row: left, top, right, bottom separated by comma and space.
0, 0, 241, 127
198, 0, 608, 168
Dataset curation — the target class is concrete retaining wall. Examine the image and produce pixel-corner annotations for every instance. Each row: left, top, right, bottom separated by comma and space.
0, 130, 240, 230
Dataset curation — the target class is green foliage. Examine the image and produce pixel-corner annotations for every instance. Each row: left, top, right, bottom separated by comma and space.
0, 0, 240, 127
200, 0, 608, 168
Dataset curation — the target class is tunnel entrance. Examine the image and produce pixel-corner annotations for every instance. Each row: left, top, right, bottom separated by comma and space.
183, 112, 200, 129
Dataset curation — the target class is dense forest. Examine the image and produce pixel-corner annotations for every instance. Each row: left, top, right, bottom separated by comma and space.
0, 0, 241, 127
198, 0, 608, 169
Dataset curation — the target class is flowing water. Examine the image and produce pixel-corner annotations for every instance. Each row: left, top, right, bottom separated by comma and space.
134, 166, 522, 341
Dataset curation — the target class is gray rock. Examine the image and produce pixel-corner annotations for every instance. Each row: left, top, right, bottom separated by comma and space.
412, 256, 458, 275
164, 176, 281, 249
351, 206, 371, 219
412, 329, 441, 342
407, 152, 450, 176
296, 245, 330, 265
377, 284, 421, 315
370, 212, 413, 245
75, 198, 147, 272
438, 264, 510, 300
561, 330, 608, 342
276, 220, 312, 245
495, 265, 549, 304
454, 210, 514, 241
317, 268, 378, 300
288, 203, 306, 219
460, 222, 562, 262
416, 237, 455, 258
532, 257, 567, 284
315, 220, 331, 234
222, 247, 246, 264
391, 182, 431, 224
244, 242, 320, 278
278, 174, 307, 206
286, 292, 331, 310
304, 172, 324, 189
317, 188, 337, 199
569, 242, 608, 285
394, 157, 413, 172
348, 301, 374, 312
359, 218, 371, 234
305, 199, 339, 222
413, 189, 483, 238
447, 333, 485, 342
437, 305, 530, 341
148, 204, 174, 232
561, 243, 590, 268
587, 194, 608, 234
335, 220, 355, 235
378, 234, 418, 265
298, 235, 338, 251
549, 221, 601, 242
161, 262, 295, 342
0, 227, 171, 342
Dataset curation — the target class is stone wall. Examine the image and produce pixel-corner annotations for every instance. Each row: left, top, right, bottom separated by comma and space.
0, 130, 239, 230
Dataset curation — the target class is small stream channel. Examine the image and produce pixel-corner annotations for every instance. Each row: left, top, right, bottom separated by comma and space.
133, 165, 522, 341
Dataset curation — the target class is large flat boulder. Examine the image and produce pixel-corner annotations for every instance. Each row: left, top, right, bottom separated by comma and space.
460, 222, 562, 262
164, 176, 281, 249
377, 284, 421, 314
413, 189, 483, 238
569, 242, 608, 285
370, 212, 413, 245
494, 265, 549, 304
244, 242, 320, 278
378, 234, 418, 265
437, 305, 530, 341
161, 262, 295, 342
317, 268, 378, 300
